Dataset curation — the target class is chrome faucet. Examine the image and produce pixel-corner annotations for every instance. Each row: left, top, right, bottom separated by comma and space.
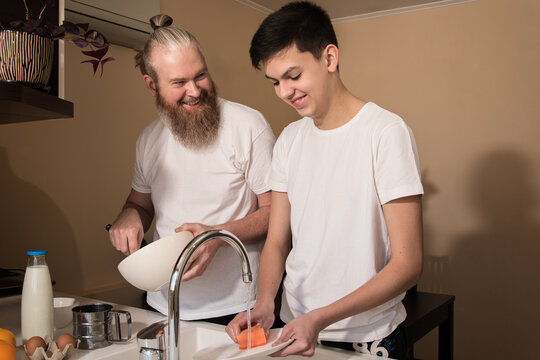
167, 229, 253, 360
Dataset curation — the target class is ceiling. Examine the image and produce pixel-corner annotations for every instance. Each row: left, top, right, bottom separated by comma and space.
235, 0, 472, 22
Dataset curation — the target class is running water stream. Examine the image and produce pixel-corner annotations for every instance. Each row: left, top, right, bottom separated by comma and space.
246, 282, 252, 350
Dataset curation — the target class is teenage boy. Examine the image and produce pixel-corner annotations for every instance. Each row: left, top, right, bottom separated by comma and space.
226, 2, 423, 358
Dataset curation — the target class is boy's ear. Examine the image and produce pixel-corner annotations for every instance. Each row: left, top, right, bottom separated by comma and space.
324, 44, 339, 72
143, 75, 157, 97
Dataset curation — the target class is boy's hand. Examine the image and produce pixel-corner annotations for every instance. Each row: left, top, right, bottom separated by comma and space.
226, 305, 275, 343
270, 312, 321, 357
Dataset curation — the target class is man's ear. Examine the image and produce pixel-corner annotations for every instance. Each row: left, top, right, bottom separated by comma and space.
143, 75, 157, 97
323, 44, 339, 72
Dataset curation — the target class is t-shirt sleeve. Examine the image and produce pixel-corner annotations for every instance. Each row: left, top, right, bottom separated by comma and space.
244, 125, 276, 195
375, 121, 424, 204
269, 131, 289, 193
131, 134, 152, 194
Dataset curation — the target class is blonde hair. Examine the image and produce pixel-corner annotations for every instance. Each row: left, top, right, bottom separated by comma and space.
135, 14, 203, 80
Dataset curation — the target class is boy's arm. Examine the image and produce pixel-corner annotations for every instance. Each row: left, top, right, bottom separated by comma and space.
273, 195, 423, 357
226, 190, 292, 340
255, 191, 292, 313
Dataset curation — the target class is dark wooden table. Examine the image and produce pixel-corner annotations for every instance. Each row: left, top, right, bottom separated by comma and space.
403, 287, 455, 360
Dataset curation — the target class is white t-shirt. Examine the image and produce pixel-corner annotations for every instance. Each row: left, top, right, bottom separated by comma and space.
270, 102, 423, 342
132, 98, 275, 320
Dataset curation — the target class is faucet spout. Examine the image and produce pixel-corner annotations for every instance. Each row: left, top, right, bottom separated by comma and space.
167, 229, 253, 360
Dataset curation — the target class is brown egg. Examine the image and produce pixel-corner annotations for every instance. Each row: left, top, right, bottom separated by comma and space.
25, 335, 46, 356
56, 333, 77, 351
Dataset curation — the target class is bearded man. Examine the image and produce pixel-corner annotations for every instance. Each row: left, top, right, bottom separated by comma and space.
108, 15, 275, 324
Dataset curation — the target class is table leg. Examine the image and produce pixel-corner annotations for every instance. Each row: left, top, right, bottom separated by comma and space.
438, 302, 454, 360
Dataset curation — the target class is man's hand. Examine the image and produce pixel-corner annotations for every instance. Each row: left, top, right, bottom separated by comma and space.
175, 222, 214, 238
175, 222, 225, 281
109, 208, 144, 255
109, 189, 153, 255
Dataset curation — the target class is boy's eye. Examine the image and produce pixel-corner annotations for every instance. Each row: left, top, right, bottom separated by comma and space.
290, 73, 301, 81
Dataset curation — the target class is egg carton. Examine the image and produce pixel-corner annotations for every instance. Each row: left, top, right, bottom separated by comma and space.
24, 335, 79, 360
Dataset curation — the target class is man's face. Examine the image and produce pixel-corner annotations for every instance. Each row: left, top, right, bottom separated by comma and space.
150, 44, 214, 109
263, 44, 329, 120
149, 44, 220, 149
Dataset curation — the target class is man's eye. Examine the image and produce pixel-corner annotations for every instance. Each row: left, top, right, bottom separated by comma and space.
272, 81, 279, 86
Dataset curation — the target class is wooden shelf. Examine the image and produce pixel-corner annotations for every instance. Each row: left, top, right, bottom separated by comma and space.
1, 0, 66, 125
0, 82, 74, 125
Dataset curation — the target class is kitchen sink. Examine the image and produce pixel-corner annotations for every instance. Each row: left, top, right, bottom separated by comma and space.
8, 293, 382, 360
90, 322, 381, 360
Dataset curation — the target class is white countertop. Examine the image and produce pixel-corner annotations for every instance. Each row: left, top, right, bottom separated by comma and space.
1, 292, 166, 360
2, 293, 380, 360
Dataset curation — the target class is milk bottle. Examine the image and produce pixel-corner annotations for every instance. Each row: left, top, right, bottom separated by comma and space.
21, 249, 54, 342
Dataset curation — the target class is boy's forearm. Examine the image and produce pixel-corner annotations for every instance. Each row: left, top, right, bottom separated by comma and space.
255, 242, 287, 311
309, 255, 422, 331
255, 191, 292, 311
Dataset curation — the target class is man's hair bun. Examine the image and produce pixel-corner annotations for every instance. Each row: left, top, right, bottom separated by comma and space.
150, 14, 173, 30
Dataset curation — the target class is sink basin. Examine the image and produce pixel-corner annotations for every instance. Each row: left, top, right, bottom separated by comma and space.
87, 322, 381, 360
76, 324, 230, 360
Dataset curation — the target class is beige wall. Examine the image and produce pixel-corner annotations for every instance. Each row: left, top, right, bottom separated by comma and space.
1, 0, 538, 358
332, 0, 540, 358
0, 43, 156, 295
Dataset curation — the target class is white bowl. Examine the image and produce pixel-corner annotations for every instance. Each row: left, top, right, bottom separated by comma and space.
54, 297, 79, 329
117, 231, 194, 292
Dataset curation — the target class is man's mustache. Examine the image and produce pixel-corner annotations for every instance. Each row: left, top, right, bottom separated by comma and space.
176, 90, 210, 107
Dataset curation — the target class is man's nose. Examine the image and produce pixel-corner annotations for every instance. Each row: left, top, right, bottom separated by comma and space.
185, 80, 201, 97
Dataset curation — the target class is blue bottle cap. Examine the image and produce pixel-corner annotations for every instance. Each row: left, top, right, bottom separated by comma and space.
27, 249, 48, 255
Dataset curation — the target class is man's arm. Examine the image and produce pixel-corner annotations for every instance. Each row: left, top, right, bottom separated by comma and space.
226, 190, 292, 339
272, 195, 423, 357
176, 190, 271, 243
109, 189, 154, 255
176, 190, 272, 281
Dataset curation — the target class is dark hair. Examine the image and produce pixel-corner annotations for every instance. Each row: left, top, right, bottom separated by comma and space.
249, 1, 338, 70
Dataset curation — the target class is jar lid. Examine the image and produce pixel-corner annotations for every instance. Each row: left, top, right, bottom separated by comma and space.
27, 249, 48, 255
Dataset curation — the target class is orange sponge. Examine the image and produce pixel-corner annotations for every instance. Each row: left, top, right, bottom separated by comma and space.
238, 324, 268, 350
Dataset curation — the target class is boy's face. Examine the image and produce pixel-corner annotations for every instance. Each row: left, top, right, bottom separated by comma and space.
263, 44, 330, 120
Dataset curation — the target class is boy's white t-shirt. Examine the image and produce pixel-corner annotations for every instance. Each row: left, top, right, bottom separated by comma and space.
270, 102, 423, 342
131, 98, 275, 320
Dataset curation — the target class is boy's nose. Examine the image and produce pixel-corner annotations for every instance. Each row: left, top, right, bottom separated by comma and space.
277, 83, 294, 100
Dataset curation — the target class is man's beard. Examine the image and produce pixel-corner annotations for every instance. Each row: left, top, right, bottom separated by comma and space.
156, 82, 220, 150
